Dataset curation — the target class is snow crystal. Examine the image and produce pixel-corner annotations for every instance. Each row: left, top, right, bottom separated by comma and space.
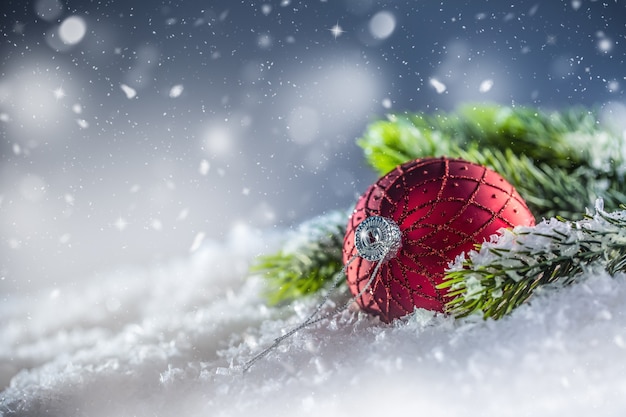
120, 84, 137, 99
429, 77, 447, 94
168, 84, 184, 98
479, 79, 494, 93
199, 159, 210, 176
189, 232, 205, 252
597, 37, 613, 54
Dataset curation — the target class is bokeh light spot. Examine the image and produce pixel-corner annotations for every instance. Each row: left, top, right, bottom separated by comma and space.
34, 0, 64, 21
59, 16, 87, 45
369, 11, 396, 39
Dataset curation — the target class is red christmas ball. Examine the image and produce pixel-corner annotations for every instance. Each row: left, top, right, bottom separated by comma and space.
343, 157, 535, 323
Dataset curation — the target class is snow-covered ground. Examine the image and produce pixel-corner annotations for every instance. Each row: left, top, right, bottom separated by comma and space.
2, 222, 626, 417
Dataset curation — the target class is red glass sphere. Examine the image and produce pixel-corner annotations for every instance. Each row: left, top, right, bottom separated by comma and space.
343, 157, 535, 323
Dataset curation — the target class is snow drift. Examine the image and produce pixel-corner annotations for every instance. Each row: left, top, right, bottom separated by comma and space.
2, 223, 626, 417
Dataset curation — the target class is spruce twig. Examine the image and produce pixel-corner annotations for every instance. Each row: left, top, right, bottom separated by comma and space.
358, 104, 626, 219
253, 104, 626, 306
251, 210, 347, 306
439, 202, 626, 320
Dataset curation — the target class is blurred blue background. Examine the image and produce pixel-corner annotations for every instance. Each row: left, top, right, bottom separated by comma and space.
1, 0, 624, 294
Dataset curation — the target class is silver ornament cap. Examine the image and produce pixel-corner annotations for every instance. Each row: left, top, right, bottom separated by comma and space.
354, 216, 402, 262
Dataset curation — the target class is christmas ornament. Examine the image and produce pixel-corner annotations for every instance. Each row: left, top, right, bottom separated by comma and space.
244, 105, 626, 372
256, 106, 626, 309
343, 157, 535, 323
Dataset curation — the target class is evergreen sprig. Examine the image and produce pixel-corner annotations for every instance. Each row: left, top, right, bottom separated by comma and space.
251, 210, 347, 305
253, 104, 626, 310
439, 202, 626, 320
358, 105, 626, 219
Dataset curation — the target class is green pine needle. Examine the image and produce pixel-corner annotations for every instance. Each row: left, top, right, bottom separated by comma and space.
358, 104, 626, 219
250, 211, 347, 306
439, 203, 626, 320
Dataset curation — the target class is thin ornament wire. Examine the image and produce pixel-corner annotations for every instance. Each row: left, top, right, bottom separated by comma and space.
239, 216, 401, 373
240, 253, 359, 373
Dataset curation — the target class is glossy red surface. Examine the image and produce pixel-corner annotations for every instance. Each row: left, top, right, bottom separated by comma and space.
343, 157, 535, 323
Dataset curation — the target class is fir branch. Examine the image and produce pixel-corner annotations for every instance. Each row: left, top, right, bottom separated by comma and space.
358, 104, 626, 218
438, 202, 626, 320
256, 104, 626, 306
250, 210, 348, 306
450, 105, 594, 169
358, 105, 594, 175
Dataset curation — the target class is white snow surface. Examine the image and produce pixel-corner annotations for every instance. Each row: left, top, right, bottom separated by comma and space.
2, 224, 626, 416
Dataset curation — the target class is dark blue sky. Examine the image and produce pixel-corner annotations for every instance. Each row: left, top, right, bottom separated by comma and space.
1, 0, 625, 292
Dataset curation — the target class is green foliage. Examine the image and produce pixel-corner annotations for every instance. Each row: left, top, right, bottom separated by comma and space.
254, 104, 626, 311
251, 211, 347, 306
438, 205, 626, 320
358, 105, 626, 219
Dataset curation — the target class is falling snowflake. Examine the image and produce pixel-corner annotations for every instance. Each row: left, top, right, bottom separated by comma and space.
189, 232, 206, 252
120, 84, 137, 99
169, 84, 184, 98
429, 78, 447, 94
199, 159, 210, 175
479, 79, 494, 93
261, 4, 272, 15
597, 37, 613, 53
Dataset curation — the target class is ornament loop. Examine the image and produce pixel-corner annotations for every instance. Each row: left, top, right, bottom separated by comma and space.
354, 216, 402, 261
